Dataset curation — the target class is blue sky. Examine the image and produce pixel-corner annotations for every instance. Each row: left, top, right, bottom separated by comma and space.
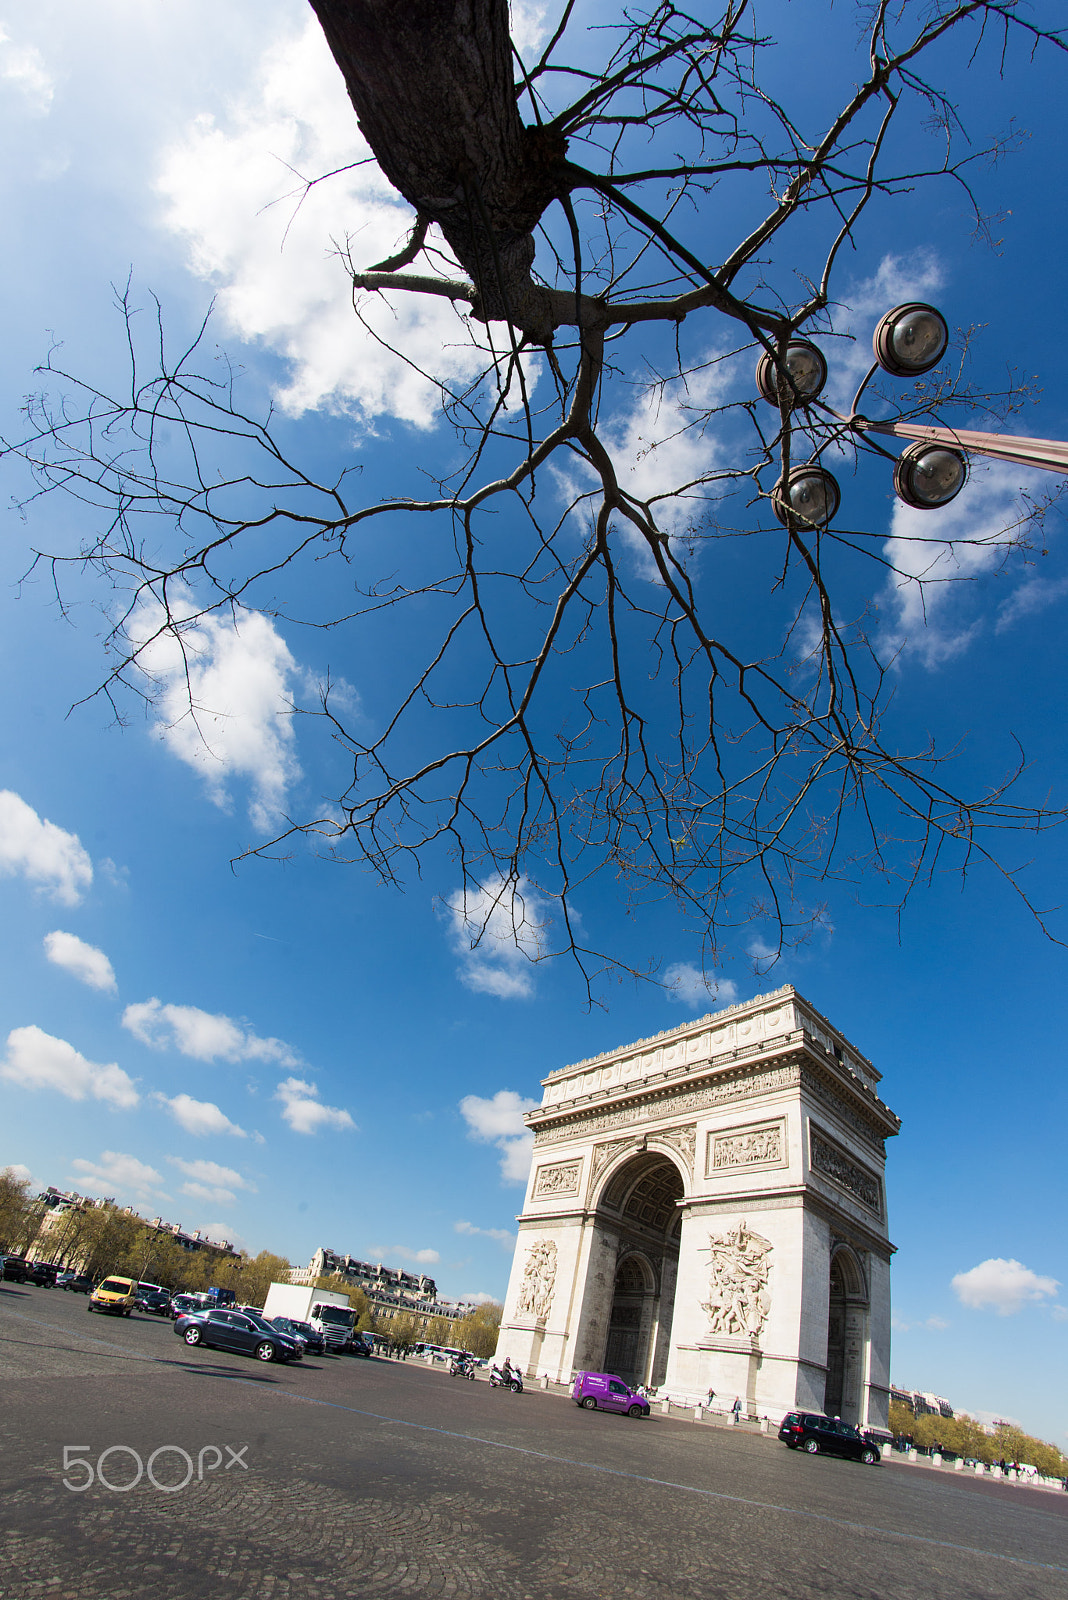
0, 3, 1065, 1441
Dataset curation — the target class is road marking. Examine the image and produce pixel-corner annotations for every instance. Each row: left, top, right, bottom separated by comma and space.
4, 1306, 1065, 1576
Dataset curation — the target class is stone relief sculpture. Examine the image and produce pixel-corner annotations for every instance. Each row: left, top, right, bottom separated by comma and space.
702, 1220, 772, 1340
810, 1129, 881, 1212
515, 1239, 557, 1320
533, 1161, 581, 1197
712, 1123, 782, 1169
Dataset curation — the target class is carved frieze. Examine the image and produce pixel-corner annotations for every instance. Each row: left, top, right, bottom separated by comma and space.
515, 1238, 557, 1320
588, 1137, 638, 1198
707, 1118, 787, 1176
801, 1066, 887, 1152
810, 1126, 881, 1214
533, 1160, 582, 1198
534, 1063, 803, 1146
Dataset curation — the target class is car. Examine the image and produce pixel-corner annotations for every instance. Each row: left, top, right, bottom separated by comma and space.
135, 1286, 172, 1316
571, 1371, 650, 1418
58, 1272, 94, 1293
350, 1331, 374, 1358
26, 1261, 59, 1287
269, 1315, 326, 1355
174, 1307, 304, 1364
169, 1292, 210, 1319
88, 1275, 138, 1316
778, 1412, 881, 1464
2, 1255, 30, 1283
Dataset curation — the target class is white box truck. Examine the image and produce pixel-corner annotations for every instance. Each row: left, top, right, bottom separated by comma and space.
262, 1282, 357, 1351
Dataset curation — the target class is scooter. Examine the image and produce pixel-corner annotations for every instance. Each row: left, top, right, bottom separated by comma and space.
449, 1355, 476, 1379
489, 1364, 523, 1393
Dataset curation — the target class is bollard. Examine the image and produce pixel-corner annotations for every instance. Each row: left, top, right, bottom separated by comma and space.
907, 1448, 917, 1462
661, 1398, 671, 1415
730, 1411, 738, 1426
954, 1458, 964, 1471
760, 1417, 769, 1434
931, 1452, 942, 1467
974, 1462, 985, 1475
694, 1404, 703, 1421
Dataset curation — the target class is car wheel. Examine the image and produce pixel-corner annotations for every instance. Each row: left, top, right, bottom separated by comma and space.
861, 1448, 878, 1465
87, 1303, 94, 1313
256, 1341, 276, 1363
184, 1327, 202, 1346
803, 1437, 820, 1454
628, 1405, 644, 1418
581, 1396, 597, 1409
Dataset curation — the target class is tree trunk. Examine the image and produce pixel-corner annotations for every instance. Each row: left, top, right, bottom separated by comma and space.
308, 0, 568, 340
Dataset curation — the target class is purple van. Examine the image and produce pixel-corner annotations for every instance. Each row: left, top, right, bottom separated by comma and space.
571, 1371, 650, 1417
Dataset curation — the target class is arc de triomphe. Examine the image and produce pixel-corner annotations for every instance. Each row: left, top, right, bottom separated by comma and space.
495, 987, 899, 1428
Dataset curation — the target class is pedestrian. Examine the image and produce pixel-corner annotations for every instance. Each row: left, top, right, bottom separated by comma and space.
707, 1387, 716, 1407
732, 1396, 742, 1420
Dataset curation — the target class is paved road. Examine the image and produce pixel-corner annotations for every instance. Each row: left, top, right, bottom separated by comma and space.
2, 1284, 1065, 1599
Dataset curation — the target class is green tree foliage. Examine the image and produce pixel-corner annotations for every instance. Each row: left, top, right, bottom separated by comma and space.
890, 1399, 1066, 1476
0, 1170, 42, 1253
452, 1302, 503, 1359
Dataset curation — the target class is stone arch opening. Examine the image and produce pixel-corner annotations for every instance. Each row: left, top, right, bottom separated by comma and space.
595, 1150, 685, 1388
824, 1246, 869, 1425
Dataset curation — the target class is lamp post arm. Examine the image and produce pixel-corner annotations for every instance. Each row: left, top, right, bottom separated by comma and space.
855, 418, 1068, 475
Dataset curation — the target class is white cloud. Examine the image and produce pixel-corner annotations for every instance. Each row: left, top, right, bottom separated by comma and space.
167, 1156, 256, 1207
509, 2, 552, 57
156, 18, 491, 426
0, 25, 54, 113
951, 1258, 1060, 1316
879, 462, 1037, 665
0, 791, 93, 906
454, 1219, 515, 1247
123, 998, 298, 1066
3, 1163, 32, 1184
457, 1290, 498, 1306
43, 930, 117, 993
891, 1314, 949, 1333
69, 1150, 167, 1204
200, 1221, 244, 1250
444, 875, 550, 1000
275, 1076, 355, 1134
995, 573, 1068, 634
128, 598, 302, 832
368, 1243, 440, 1266
663, 963, 738, 1010
1, 1025, 138, 1109
152, 1092, 249, 1138
459, 1089, 537, 1184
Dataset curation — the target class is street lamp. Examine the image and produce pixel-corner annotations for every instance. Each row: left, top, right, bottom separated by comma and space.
757, 304, 1068, 525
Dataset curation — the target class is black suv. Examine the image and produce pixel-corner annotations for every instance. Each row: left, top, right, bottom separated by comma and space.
779, 1412, 880, 1464
2, 1255, 30, 1283
27, 1261, 58, 1286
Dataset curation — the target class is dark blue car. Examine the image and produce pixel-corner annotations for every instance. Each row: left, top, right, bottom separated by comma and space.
175, 1306, 303, 1364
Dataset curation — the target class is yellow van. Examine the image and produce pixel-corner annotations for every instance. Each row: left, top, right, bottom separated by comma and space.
88, 1275, 137, 1317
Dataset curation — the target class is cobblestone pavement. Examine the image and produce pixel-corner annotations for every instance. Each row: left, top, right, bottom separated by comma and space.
2, 1286, 1066, 1599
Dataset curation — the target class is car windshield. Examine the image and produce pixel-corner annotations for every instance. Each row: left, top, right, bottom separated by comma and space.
243, 1312, 276, 1332
289, 1321, 314, 1335
99, 1280, 130, 1293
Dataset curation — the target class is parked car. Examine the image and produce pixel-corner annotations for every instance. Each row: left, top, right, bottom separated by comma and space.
59, 1272, 94, 1293
89, 1275, 138, 1316
135, 1286, 172, 1316
269, 1315, 326, 1355
170, 1292, 211, 1319
27, 1261, 59, 1287
174, 1307, 304, 1364
350, 1331, 374, 1358
2, 1255, 30, 1283
571, 1371, 650, 1417
778, 1412, 881, 1464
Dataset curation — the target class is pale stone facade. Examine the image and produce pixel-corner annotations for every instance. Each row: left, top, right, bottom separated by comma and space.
495, 987, 899, 1428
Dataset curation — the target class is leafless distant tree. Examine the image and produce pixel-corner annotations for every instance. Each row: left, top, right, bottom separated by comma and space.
8, 1, 1067, 996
